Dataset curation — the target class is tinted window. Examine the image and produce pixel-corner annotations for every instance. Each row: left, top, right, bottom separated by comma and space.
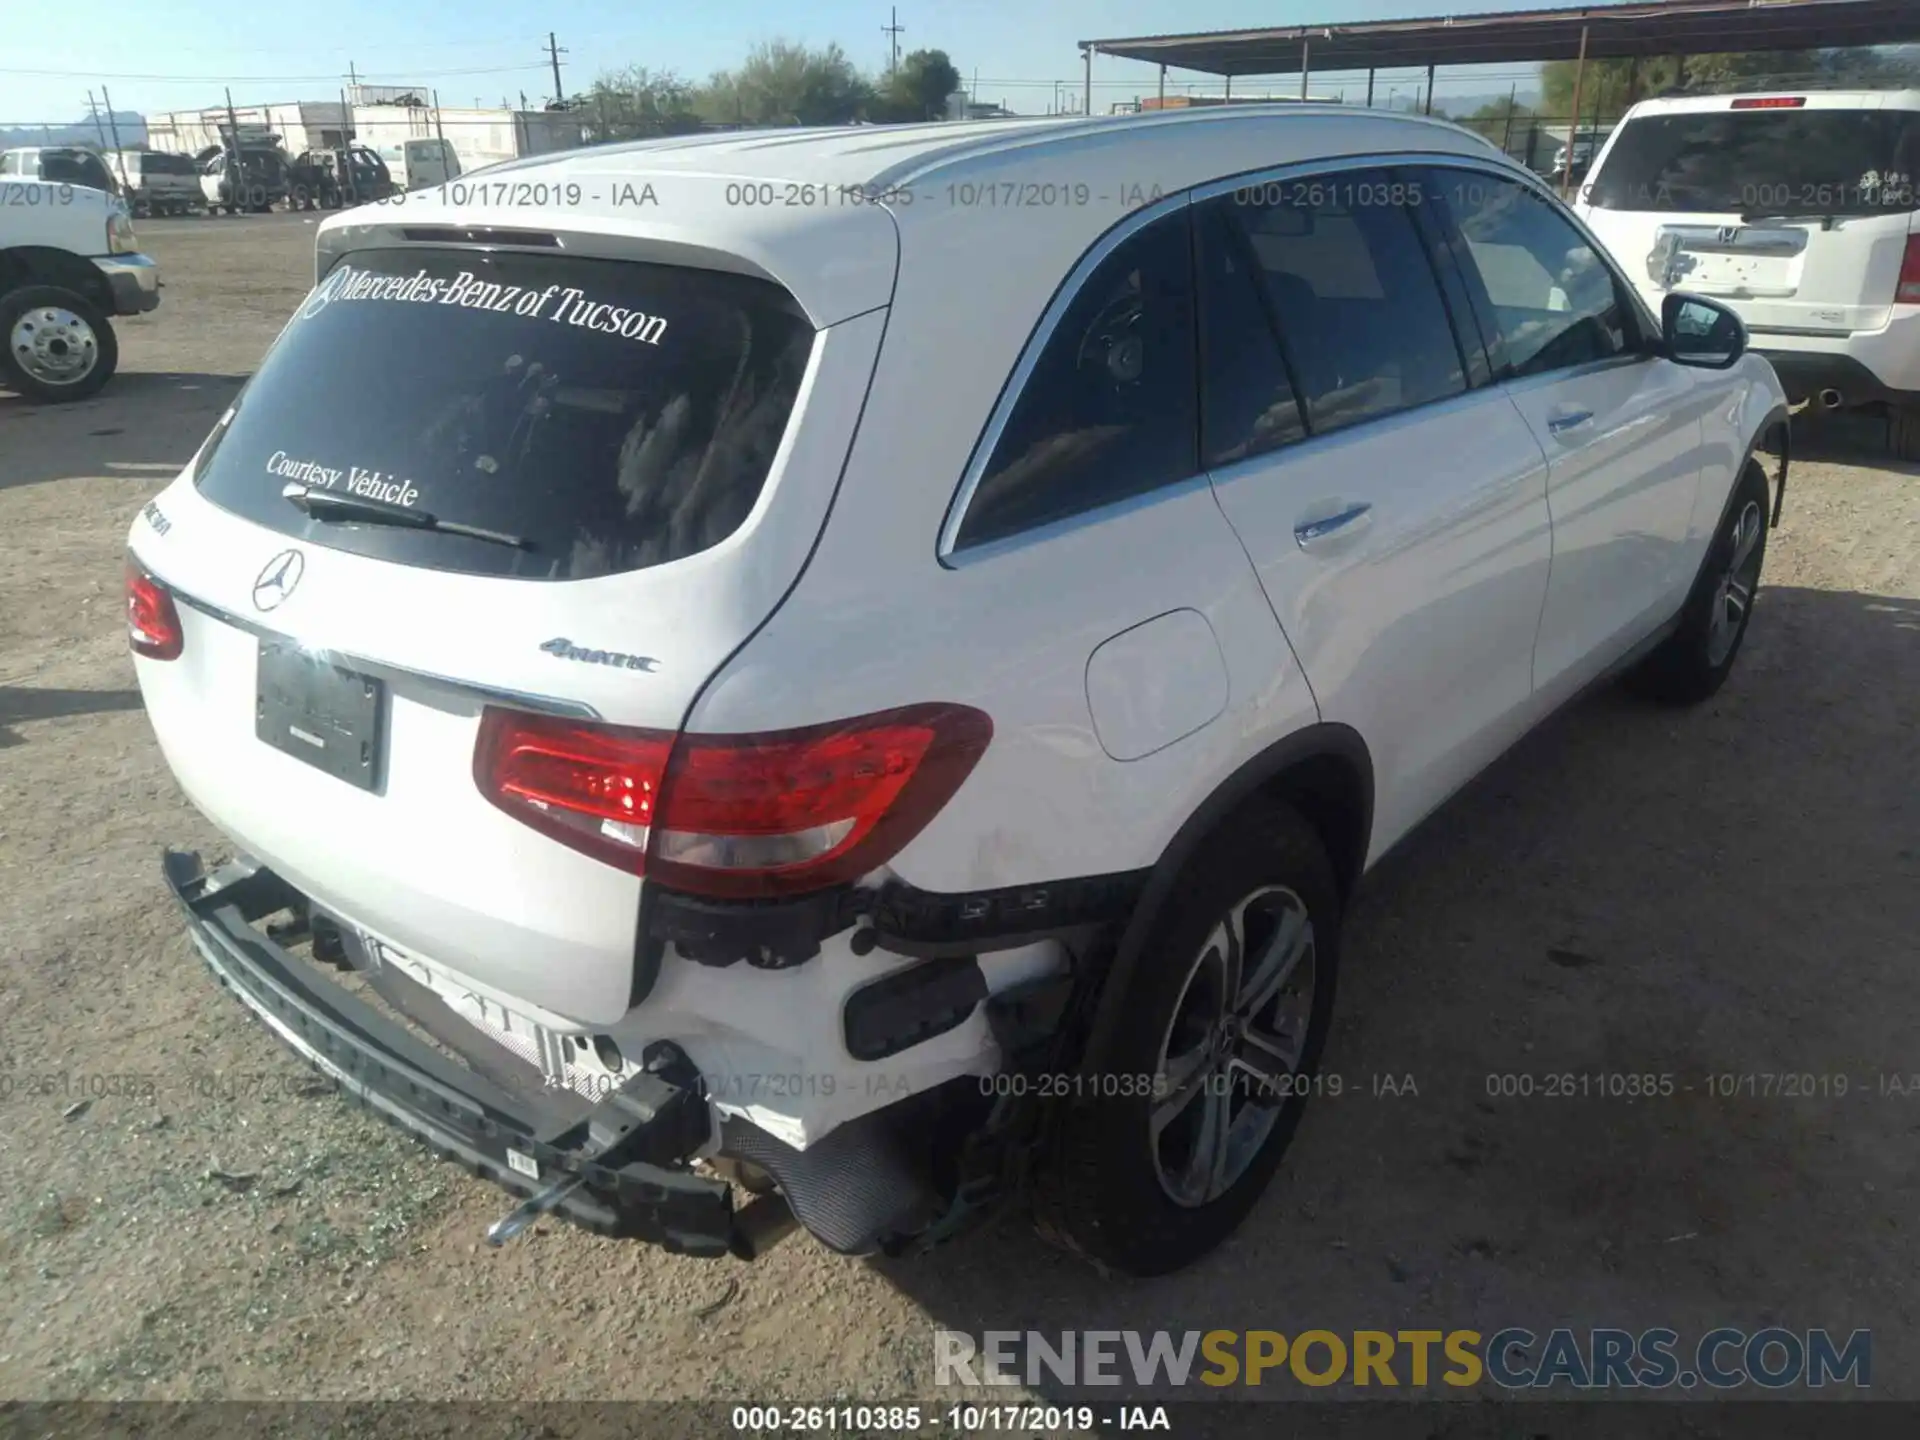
41, 151, 110, 190
1194, 201, 1305, 467
1438, 172, 1634, 378
1218, 173, 1466, 438
1586, 107, 1920, 215
193, 247, 815, 580
955, 211, 1197, 549
0, 155, 13, 175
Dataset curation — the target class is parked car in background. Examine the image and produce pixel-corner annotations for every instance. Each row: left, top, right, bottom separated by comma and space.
288, 146, 396, 210
1578, 88, 1920, 457
1, 174, 158, 400
1551, 135, 1598, 181
198, 145, 290, 214
377, 136, 461, 191
129, 108, 1786, 1278
0, 145, 122, 199
111, 149, 203, 216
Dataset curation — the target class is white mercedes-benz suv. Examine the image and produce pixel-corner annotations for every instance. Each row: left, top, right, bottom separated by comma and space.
127, 108, 1788, 1277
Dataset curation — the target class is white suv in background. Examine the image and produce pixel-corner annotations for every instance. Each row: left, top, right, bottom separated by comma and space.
128, 109, 1787, 1277
1577, 88, 1920, 457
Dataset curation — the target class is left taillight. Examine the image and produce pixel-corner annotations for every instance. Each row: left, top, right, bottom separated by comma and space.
126, 563, 183, 660
1897, 234, 1920, 306
473, 703, 993, 899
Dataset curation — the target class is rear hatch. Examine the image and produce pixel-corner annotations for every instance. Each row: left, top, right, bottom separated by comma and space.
143, 151, 203, 198
132, 229, 890, 1024
1580, 94, 1920, 334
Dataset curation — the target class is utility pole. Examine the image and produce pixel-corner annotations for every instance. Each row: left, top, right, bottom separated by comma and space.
882, 6, 904, 77
545, 31, 568, 106
99, 85, 131, 196
224, 87, 243, 214
348, 61, 358, 86
86, 90, 109, 150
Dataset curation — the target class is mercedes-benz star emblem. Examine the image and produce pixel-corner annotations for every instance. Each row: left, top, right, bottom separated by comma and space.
251, 549, 305, 611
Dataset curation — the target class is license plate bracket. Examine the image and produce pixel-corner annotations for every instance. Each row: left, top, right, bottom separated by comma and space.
256, 643, 385, 792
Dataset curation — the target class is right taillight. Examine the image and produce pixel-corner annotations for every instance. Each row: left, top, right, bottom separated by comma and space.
473, 703, 992, 899
1897, 234, 1920, 306
126, 563, 183, 661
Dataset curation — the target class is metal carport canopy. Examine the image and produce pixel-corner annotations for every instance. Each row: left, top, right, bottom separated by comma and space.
1082, 0, 1920, 76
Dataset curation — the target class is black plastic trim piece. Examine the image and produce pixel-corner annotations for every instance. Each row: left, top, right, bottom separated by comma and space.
843, 956, 988, 1061
1752, 401, 1791, 530
644, 884, 859, 969
862, 869, 1148, 959
719, 1107, 942, 1255
642, 867, 1149, 970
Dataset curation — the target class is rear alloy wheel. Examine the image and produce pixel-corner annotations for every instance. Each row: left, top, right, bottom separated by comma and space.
1629, 460, 1770, 705
1150, 885, 1317, 1208
1034, 803, 1340, 1276
1, 285, 118, 403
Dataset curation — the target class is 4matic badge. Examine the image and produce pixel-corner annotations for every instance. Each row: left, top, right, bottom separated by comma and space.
540, 637, 659, 673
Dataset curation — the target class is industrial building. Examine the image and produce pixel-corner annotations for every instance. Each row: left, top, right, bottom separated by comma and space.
144, 86, 582, 173
145, 102, 348, 159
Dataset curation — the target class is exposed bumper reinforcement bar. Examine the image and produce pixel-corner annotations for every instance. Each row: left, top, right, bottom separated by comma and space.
161, 849, 747, 1257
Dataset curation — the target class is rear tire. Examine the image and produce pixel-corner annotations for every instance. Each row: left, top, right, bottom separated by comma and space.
1, 284, 118, 403
1032, 802, 1341, 1276
1627, 459, 1770, 705
1892, 407, 1920, 463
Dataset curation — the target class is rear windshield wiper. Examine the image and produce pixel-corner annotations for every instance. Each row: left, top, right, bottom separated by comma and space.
281, 482, 532, 550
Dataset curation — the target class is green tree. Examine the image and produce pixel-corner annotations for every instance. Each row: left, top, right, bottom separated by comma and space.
695, 40, 873, 127
1539, 46, 1918, 125
583, 65, 702, 141
1457, 93, 1535, 147
872, 48, 963, 122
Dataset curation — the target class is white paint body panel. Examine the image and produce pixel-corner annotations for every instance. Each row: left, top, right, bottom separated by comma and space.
1207, 387, 1553, 859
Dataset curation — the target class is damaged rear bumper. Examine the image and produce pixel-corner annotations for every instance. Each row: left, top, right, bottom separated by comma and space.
162, 849, 743, 1257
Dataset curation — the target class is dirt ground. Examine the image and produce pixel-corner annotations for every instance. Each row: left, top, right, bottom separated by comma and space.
1, 211, 1916, 1411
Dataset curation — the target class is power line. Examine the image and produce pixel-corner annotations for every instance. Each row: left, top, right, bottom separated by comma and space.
0, 62, 547, 82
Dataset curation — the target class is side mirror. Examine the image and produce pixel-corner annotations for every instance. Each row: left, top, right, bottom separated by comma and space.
1662, 292, 1746, 369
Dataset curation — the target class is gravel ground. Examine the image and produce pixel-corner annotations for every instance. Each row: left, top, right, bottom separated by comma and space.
1, 211, 1916, 1407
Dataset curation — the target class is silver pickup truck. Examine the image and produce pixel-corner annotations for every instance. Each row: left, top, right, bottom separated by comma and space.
0, 176, 160, 400
112, 150, 204, 216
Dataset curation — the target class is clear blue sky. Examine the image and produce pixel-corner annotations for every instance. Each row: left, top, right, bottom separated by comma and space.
1, 0, 1566, 123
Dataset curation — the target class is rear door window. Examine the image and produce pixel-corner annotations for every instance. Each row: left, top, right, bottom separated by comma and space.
192, 247, 815, 580
1586, 106, 1920, 215
953, 210, 1198, 550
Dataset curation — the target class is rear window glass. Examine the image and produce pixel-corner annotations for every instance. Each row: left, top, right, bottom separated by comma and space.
192, 247, 815, 580
145, 152, 197, 176
1586, 107, 1920, 215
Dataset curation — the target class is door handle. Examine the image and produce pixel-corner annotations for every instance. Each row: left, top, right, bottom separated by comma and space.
1546, 409, 1594, 434
1293, 502, 1373, 548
